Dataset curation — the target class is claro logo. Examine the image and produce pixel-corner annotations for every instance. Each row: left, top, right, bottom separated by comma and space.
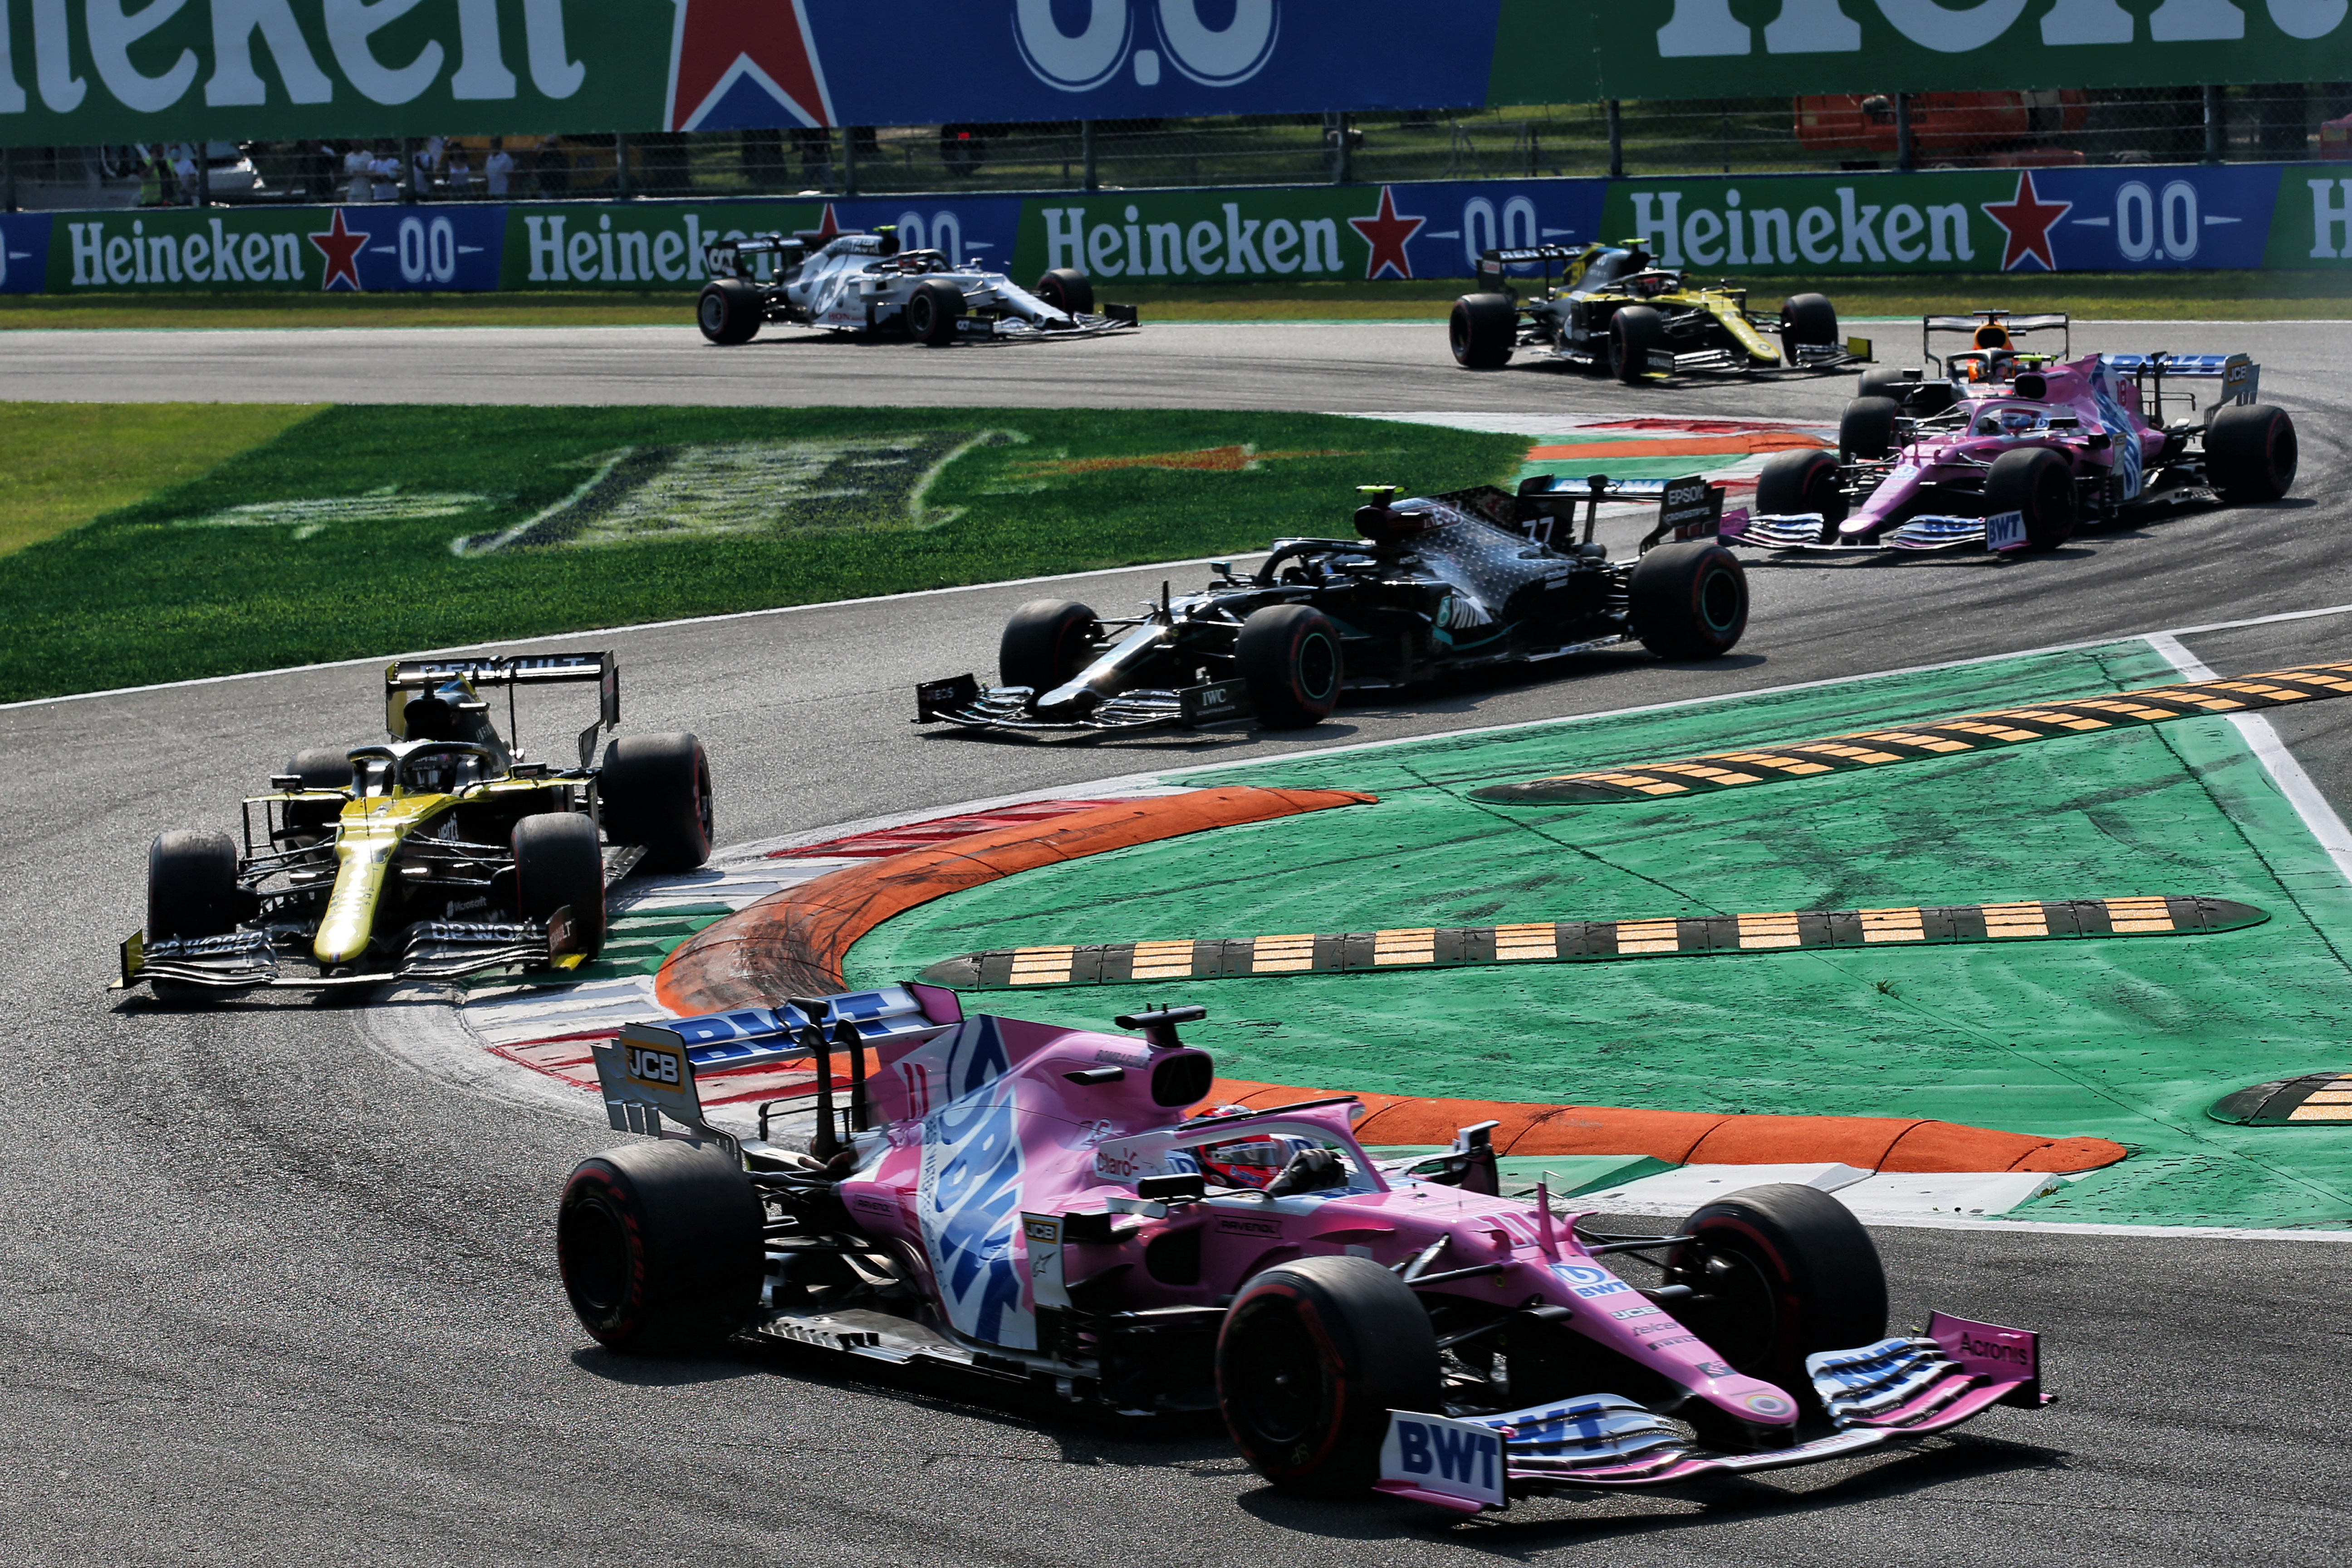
1015, 0, 1279, 92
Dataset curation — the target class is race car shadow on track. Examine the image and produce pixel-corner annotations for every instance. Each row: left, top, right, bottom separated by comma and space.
1235, 1430, 2069, 1539
914, 649, 1768, 746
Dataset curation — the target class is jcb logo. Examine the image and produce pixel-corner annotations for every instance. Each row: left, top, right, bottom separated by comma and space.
627, 1046, 682, 1085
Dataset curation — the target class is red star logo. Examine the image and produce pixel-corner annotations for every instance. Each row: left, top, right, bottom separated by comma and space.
807, 202, 840, 245
1348, 186, 1426, 281
305, 209, 370, 292
668, 0, 832, 131
1980, 170, 2072, 273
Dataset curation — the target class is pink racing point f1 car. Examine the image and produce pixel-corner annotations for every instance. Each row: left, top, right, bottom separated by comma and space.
1729, 310, 2296, 554
559, 987, 2048, 1511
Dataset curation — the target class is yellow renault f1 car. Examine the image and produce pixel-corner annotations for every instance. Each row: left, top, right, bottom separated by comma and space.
1449, 241, 1871, 384
119, 652, 714, 999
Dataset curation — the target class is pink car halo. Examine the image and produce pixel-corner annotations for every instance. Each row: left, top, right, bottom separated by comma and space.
1724, 310, 2296, 555
559, 985, 2047, 1510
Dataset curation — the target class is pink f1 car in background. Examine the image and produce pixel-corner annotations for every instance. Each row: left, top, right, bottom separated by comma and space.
1728, 310, 2297, 554
558, 986, 2048, 1511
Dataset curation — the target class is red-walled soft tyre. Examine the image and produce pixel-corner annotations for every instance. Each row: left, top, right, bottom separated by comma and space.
559, 1140, 763, 1355
1216, 1255, 1441, 1495
1628, 540, 1749, 660
1235, 603, 1343, 728
1661, 1182, 1887, 1397
2206, 403, 2298, 503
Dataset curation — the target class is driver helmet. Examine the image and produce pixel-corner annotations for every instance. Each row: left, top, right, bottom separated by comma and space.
1196, 1132, 1318, 1190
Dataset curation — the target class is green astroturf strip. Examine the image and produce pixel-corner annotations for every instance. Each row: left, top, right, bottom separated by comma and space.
847, 641, 2352, 1230
0, 405, 1524, 703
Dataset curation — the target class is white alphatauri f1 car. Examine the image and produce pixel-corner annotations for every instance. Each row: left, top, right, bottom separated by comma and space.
696, 226, 1138, 346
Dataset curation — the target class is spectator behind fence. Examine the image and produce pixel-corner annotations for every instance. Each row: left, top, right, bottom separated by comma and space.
412, 136, 443, 197
173, 145, 199, 202
485, 137, 514, 197
344, 144, 372, 202
446, 144, 474, 196
370, 147, 400, 203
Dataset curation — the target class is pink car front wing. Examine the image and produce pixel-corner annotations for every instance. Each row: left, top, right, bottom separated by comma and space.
1377, 1311, 2046, 1512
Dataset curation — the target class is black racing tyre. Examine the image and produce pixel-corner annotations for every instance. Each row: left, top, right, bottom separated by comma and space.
598, 733, 714, 873
148, 830, 241, 939
147, 830, 244, 1001
283, 746, 352, 841
1779, 292, 1838, 364
1754, 447, 1848, 526
1034, 266, 1094, 315
1856, 366, 1909, 402
1449, 292, 1516, 369
559, 1140, 764, 1355
1984, 445, 2078, 550
1216, 1255, 1441, 1495
2206, 403, 2298, 503
1608, 304, 1666, 384
696, 278, 762, 345
1840, 396, 1901, 461
1906, 379, 1958, 416
513, 811, 606, 959
1235, 603, 1343, 729
999, 598, 1102, 695
1628, 540, 1749, 660
1662, 1183, 1887, 1398
905, 279, 965, 346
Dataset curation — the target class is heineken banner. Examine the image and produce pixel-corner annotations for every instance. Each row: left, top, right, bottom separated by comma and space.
0, 1, 2342, 150
3, 165, 2348, 294
1500, 0, 2352, 103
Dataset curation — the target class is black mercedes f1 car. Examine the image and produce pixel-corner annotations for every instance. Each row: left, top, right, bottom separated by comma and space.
915, 480, 1749, 734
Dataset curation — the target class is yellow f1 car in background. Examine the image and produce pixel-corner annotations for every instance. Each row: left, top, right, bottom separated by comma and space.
1450, 241, 1871, 384
119, 652, 715, 1000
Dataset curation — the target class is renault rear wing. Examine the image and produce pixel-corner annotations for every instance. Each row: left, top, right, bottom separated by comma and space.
386, 651, 617, 766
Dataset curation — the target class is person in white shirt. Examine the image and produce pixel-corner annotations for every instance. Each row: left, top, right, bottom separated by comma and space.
485, 137, 515, 197
412, 137, 443, 196
446, 145, 474, 195
370, 149, 399, 203
344, 145, 372, 203
172, 147, 199, 203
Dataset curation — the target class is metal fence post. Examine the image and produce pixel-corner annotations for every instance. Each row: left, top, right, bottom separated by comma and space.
1894, 93, 1915, 172
190, 136, 204, 206
843, 127, 858, 195
3, 146, 14, 213
2205, 85, 2225, 162
1334, 112, 1352, 184
1606, 100, 1623, 178
615, 131, 630, 197
1082, 120, 1098, 191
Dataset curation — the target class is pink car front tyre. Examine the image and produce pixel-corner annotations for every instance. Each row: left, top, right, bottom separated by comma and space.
1216, 1256, 1440, 1495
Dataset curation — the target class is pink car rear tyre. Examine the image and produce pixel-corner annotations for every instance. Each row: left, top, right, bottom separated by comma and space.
2207, 403, 2298, 503
559, 1141, 764, 1355
1216, 1255, 1441, 1494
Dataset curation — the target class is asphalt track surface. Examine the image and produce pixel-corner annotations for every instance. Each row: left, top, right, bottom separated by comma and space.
5, 319, 2352, 1566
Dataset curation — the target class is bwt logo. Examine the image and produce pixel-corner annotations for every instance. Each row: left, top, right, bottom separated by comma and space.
1015, 0, 1279, 92
1393, 1418, 1499, 1490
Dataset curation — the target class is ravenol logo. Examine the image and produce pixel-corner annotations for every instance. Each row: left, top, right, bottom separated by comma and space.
1016, 0, 1279, 93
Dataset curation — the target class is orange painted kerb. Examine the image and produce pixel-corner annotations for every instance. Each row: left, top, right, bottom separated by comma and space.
1199, 1078, 2127, 1175
656, 787, 1377, 1016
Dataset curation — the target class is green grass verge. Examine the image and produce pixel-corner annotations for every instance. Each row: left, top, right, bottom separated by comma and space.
848, 641, 2352, 1230
0, 403, 1524, 703
0, 402, 326, 556
6, 270, 2347, 330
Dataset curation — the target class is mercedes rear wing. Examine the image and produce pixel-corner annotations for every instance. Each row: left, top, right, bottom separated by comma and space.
386, 651, 618, 766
